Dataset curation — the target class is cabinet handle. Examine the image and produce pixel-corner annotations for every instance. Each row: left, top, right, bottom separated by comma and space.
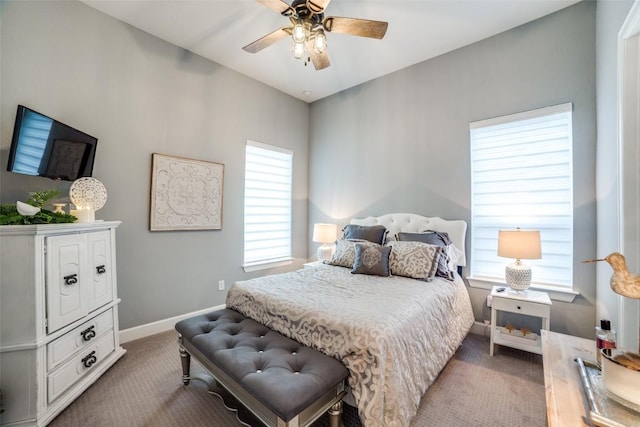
96, 265, 106, 274
63, 274, 78, 286
81, 325, 96, 342
82, 351, 97, 368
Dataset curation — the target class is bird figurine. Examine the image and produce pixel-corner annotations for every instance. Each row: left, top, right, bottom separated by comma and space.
16, 201, 41, 216
583, 252, 640, 299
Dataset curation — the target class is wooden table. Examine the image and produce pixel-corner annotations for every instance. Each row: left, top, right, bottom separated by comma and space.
542, 330, 595, 426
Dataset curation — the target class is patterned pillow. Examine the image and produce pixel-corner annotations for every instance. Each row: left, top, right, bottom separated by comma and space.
395, 231, 454, 280
342, 224, 388, 245
327, 239, 364, 268
351, 242, 391, 276
387, 241, 442, 281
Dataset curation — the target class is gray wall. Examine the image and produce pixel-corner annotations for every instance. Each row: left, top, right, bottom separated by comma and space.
308, 1, 597, 338
0, 1, 310, 329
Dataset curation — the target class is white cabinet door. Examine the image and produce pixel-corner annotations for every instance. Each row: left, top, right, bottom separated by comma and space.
86, 231, 113, 312
46, 234, 88, 332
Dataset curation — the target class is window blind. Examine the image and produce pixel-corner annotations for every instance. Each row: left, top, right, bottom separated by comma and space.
469, 103, 573, 288
243, 141, 293, 267
13, 110, 53, 175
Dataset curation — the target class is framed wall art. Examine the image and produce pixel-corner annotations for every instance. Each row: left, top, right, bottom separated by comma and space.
149, 153, 224, 231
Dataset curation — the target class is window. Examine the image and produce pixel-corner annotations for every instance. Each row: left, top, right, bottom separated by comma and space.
243, 140, 293, 271
469, 103, 573, 290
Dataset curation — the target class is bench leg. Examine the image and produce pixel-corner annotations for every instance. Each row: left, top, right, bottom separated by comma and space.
178, 335, 191, 385
328, 401, 343, 427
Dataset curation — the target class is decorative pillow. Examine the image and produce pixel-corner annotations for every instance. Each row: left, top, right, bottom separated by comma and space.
387, 241, 442, 281
342, 224, 388, 245
351, 242, 391, 276
327, 239, 364, 268
395, 231, 454, 280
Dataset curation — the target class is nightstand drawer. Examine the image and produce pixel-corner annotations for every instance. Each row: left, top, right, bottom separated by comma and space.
492, 296, 550, 317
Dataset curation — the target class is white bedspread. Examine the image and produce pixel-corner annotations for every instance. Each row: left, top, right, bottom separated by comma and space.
226, 264, 474, 427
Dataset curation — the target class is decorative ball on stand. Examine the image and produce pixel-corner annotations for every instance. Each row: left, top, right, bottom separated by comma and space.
69, 178, 107, 223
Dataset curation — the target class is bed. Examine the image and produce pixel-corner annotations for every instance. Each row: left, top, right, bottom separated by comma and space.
226, 213, 474, 427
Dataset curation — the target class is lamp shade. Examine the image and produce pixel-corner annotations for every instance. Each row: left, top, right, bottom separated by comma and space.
498, 229, 541, 260
312, 223, 337, 244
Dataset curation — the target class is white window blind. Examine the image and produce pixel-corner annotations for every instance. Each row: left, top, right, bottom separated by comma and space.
13, 109, 52, 175
243, 140, 293, 269
469, 103, 573, 288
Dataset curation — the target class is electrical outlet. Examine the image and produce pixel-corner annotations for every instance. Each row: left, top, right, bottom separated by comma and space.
218, 280, 225, 291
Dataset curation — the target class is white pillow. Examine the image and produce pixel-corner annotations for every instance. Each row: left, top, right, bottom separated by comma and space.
446, 244, 464, 271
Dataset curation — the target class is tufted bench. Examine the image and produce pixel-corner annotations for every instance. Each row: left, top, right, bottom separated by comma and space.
175, 308, 348, 427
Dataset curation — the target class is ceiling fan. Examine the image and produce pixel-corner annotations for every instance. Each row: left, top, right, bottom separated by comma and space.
243, 0, 388, 70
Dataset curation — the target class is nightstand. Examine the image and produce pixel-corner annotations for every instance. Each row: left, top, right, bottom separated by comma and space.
490, 285, 551, 356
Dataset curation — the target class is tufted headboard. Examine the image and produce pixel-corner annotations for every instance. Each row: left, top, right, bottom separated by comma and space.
350, 213, 467, 267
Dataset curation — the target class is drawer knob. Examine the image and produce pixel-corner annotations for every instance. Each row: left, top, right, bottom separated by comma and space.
517, 306, 521, 310
96, 265, 106, 274
82, 351, 97, 368
81, 325, 96, 342
63, 274, 78, 286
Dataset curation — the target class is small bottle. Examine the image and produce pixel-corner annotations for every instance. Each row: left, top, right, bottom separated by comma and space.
595, 319, 617, 364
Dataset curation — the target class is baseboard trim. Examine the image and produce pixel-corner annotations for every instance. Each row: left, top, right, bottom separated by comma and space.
470, 320, 491, 338
119, 304, 226, 344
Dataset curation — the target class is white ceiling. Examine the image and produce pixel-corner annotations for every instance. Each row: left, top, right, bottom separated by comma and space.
80, 0, 581, 103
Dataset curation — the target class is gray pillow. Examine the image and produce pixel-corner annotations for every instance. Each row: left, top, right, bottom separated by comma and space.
343, 224, 388, 245
351, 242, 391, 277
387, 241, 442, 281
395, 231, 453, 280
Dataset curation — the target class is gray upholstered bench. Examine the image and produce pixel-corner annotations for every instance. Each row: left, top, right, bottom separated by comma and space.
175, 308, 348, 427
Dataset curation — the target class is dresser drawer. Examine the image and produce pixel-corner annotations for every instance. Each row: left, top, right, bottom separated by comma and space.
47, 330, 115, 403
47, 308, 114, 371
492, 296, 551, 317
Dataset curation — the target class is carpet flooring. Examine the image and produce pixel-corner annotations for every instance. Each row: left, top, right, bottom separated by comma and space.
49, 329, 545, 426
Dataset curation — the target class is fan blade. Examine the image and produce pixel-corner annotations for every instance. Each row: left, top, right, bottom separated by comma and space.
243, 27, 291, 53
323, 17, 388, 39
306, 39, 330, 70
306, 0, 331, 14
257, 0, 295, 16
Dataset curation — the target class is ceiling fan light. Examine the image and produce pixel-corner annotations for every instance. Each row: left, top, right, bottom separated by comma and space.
293, 41, 305, 59
314, 30, 327, 53
292, 23, 306, 43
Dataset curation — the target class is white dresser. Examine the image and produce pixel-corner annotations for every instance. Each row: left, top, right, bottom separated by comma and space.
0, 221, 126, 426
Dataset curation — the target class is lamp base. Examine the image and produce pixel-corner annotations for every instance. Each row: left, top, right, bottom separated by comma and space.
505, 261, 532, 292
317, 244, 334, 263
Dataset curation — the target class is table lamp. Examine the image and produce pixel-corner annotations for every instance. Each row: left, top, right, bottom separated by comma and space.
313, 223, 337, 263
497, 228, 541, 292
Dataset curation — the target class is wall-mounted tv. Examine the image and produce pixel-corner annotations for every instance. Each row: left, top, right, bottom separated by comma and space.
6, 105, 98, 181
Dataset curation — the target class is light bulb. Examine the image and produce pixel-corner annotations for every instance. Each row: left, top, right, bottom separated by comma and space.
293, 42, 305, 59
314, 30, 327, 53
292, 23, 306, 43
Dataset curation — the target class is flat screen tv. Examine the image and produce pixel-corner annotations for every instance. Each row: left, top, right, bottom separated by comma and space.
6, 105, 98, 181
